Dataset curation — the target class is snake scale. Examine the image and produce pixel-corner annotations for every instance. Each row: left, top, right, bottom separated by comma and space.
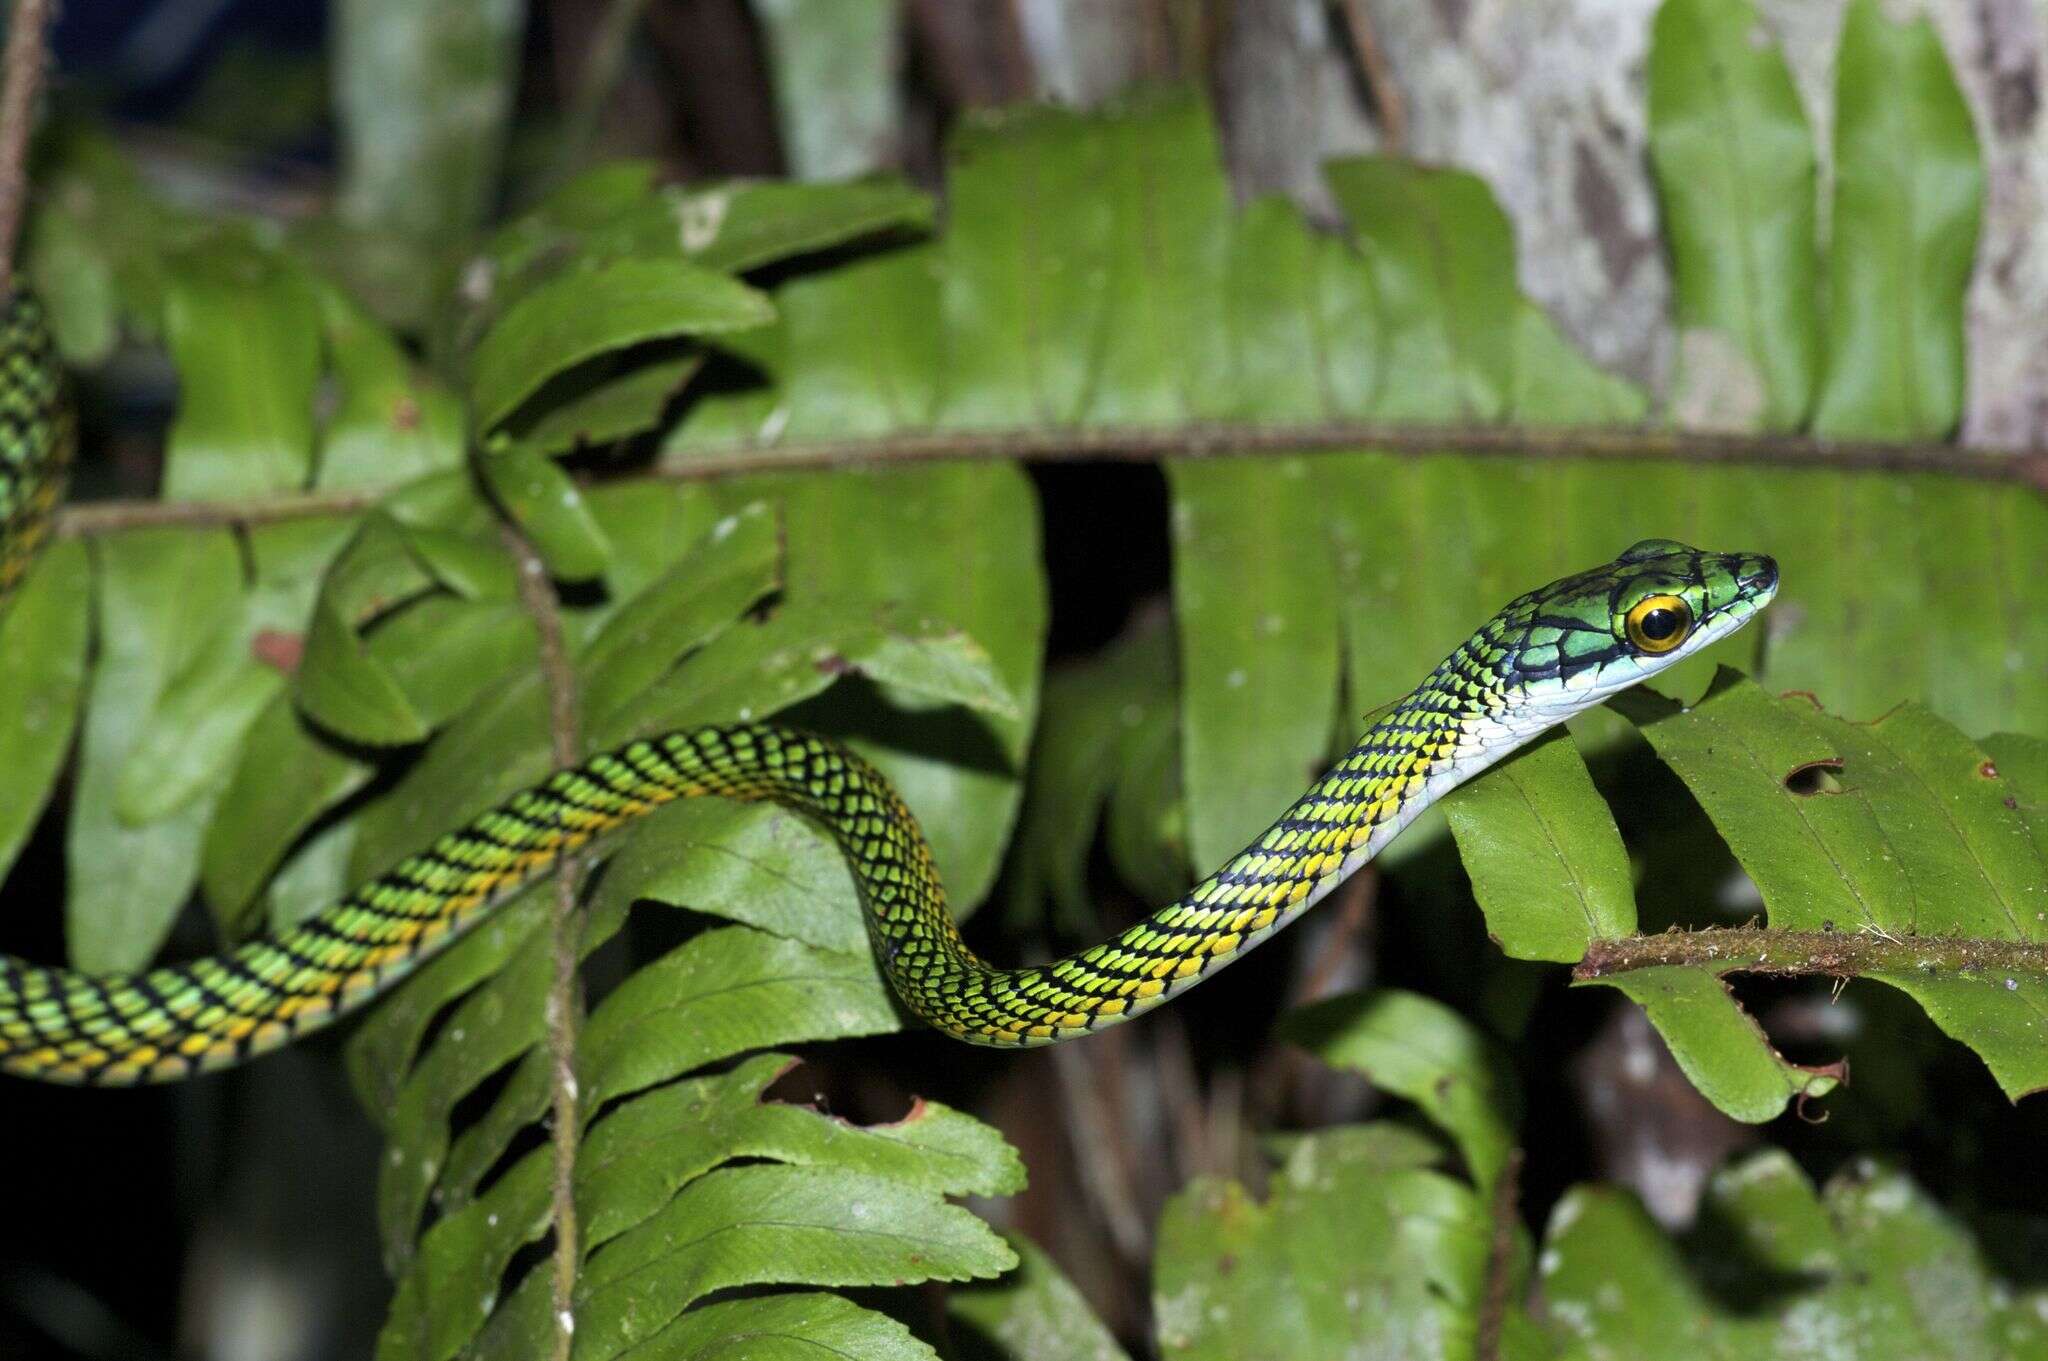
0, 288, 1778, 1084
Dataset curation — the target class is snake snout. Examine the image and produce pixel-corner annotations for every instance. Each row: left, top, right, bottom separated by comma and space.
1737, 555, 1778, 594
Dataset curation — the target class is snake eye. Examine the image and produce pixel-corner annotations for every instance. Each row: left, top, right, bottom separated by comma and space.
1624, 594, 1692, 654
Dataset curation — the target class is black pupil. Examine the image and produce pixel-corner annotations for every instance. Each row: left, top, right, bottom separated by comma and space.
1639, 608, 1681, 641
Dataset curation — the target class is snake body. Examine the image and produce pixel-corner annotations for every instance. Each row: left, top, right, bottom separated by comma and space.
0, 292, 72, 603
0, 289, 1778, 1084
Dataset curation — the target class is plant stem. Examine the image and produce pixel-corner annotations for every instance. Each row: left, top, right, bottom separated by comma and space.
57, 485, 385, 536
53, 420, 2048, 539
503, 524, 586, 1361
1575, 927, 2048, 983
1476, 1148, 1524, 1361
0, 0, 56, 292
652, 422, 2042, 485
1335, 0, 1408, 153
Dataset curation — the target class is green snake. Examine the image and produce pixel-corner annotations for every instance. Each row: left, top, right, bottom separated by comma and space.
0, 288, 1779, 1084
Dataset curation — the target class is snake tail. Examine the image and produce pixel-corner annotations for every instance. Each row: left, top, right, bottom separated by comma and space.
0, 291, 73, 608
0, 539, 1775, 1084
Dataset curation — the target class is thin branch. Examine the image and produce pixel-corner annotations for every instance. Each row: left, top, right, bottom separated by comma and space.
1476, 1149, 1525, 1361
49, 420, 2048, 539
1575, 927, 2048, 983
1333, 0, 1407, 154
644, 422, 2046, 486
503, 524, 586, 1361
56, 484, 384, 536
0, 0, 56, 292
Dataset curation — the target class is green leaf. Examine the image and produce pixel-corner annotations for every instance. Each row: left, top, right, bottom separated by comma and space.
1595, 966, 1840, 1124
578, 479, 733, 607
667, 257, 1049, 902
476, 441, 613, 581
316, 284, 467, 488
473, 1165, 1014, 1361
1511, 300, 1649, 426
66, 531, 242, 972
721, 472, 1042, 911
420, 925, 905, 1250
115, 497, 346, 823
1648, 0, 1819, 430
1168, 457, 1341, 873
833, 618, 1020, 719
377, 910, 1010, 1361
1104, 677, 1194, 908
376, 1150, 552, 1361
503, 351, 703, 459
1325, 157, 1517, 421
1281, 988, 1517, 1193
578, 501, 781, 728
670, 245, 1050, 895
1441, 729, 1636, 963
1215, 195, 1378, 421
311, 509, 442, 621
575, 1051, 1023, 1249
199, 692, 373, 940
114, 653, 283, 825
950, 1232, 1133, 1361
681, 179, 934, 275
1613, 671, 2048, 1100
1540, 1151, 2044, 1358
263, 814, 361, 932
1153, 1126, 1490, 1360
92, 517, 353, 928
26, 210, 119, 365
469, 257, 773, 431
342, 654, 547, 893
724, 249, 942, 441
25, 129, 202, 344
160, 239, 322, 499
0, 540, 90, 881
480, 161, 661, 282
923, 102, 1115, 430
368, 596, 535, 728
1008, 619, 1183, 931
594, 1293, 939, 1361
374, 892, 625, 1271
1812, 0, 1983, 439
344, 892, 548, 1128
577, 926, 902, 1110
346, 492, 772, 884
298, 593, 432, 746
390, 522, 516, 602
624, 601, 974, 728
479, 170, 929, 306
591, 800, 866, 955
1985, 733, 2048, 851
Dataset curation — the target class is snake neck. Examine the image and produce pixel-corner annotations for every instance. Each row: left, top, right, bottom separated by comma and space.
920, 640, 1536, 1048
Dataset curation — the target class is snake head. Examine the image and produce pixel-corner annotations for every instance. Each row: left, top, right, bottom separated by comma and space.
1485, 538, 1778, 707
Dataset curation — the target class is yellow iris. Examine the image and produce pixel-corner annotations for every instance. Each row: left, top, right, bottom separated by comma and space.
1624, 594, 1693, 654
